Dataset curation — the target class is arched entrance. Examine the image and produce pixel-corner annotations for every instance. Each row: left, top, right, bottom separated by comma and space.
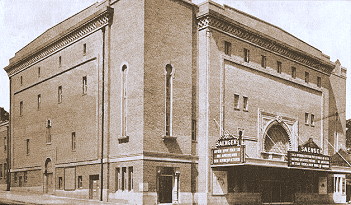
44, 158, 53, 194
262, 122, 293, 204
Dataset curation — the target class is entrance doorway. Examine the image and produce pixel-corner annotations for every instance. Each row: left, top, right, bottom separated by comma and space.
157, 167, 180, 204
262, 180, 293, 204
89, 175, 100, 200
44, 158, 53, 194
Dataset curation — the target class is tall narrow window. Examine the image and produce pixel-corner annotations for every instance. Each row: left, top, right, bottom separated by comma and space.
46, 119, 52, 144
4, 136, 7, 152
224, 41, 232, 56
82, 76, 87, 95
244, 48, 250, 62
277, 61, 282, 73
59, 56, 62, 67
19, 101, 23, 116
71, 132, 76, 151
317, 76, 321, 88
291, 67, 296, 79
115, 168, 120, 191
26, 139, 30, 155
20, 76, 23, 86
37, 94, 41, 110
165, 64, 173, 136
58, 177, 63, 189
128, 167, 133, 191
78, 176, 83, 188
191, 120, 197, 141
38, 67, 41, 78
305, 72, 310, 83
83, 43, 87, 55
261, 55, 266, 68
234, 94, 240, 110
0, 164, 2, 179
121, 65, 128, 137
243, 96, 248, 111
58, 86, 62, 103
305, 113, 309, 125
24, 171, 27, 183
311, 114, 315, 126
122, 167, 127, 191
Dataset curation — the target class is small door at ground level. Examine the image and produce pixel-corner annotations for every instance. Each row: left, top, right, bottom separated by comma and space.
44, 173, 53, 194
89, 175, 100, 200
158, 175, 173, 203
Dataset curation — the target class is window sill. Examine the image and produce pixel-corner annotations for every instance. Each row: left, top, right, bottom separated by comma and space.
46, 143, 52, 145
162, 135, 177, 140
305, 123, 309, 126
118, 136, 129, 143
234, 108, 240, 111
243, 109, 249, 112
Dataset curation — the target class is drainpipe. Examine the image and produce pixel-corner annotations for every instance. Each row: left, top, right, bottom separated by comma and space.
100, 26, 106, 201
6, 78, 11, 191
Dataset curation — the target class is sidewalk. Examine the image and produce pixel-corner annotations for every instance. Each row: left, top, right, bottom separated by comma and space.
0, 190, 121, 205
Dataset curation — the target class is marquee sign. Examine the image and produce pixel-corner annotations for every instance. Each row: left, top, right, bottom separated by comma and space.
288, 138, 330, 170
212, 134, 245, 165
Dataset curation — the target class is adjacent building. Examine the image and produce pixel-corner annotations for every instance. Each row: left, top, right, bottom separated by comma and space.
0, 108, 9, 190
3, 0, 348, 204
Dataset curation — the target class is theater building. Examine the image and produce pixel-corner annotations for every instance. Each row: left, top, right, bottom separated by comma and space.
3, 0, 348, 204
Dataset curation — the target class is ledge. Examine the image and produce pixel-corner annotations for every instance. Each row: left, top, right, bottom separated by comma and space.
162, 135, 177, 140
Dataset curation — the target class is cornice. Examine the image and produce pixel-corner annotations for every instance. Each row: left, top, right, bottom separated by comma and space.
198, 15, 335, 75
5, 7, 113, 77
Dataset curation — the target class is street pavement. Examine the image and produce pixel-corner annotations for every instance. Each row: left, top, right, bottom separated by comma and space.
0, 190, 120, 205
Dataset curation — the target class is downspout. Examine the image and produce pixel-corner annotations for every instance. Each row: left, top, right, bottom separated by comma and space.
6, 77, 11, 191
100, 27, 106, 201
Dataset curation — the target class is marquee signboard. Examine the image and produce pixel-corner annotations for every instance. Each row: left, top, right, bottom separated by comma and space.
288, 138, 330, 170
212, 134, 245, 165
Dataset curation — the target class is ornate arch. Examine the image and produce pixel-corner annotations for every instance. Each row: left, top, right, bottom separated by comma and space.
44, 158, 53, 174
263, 120, 292, 154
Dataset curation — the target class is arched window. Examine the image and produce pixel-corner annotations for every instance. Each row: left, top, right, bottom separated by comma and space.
121, 64, 128, 137
264, 123, 290, 154
165, 64, 173, 136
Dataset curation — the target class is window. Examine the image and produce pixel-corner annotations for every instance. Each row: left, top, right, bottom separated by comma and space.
82, 76, 87, 95
0, 164, 2, 179
24, 171, 27, 183
71, 132, 76, 151
243, 96, 248, 111
317, 76, 321, 88
224, 41, 232, 56
121, 65, 128, 137
128, 167, 133, 191
165, 64, 173, 136
122, 167, 127, 191
19, 101, 23, 116
4, 136, 7, 152
311, 114, 315, 126
38, 67, 41, 78
4, 163, 7, 180
291, 67, 296, 79
244, 48, 250, 62
305, 72, 309, 83
14, 172, 17, 183
191, 120, 196, 141
37, 94, 41, 110
26, 139, 30, 155
58, 177, 63, 189
261, 55, 266, 68
46, 119, 52, 144
78, 176, 83, 188
20, 76, 23, 85
59, 56, 62, 67
277, 61, 282, 73
83, 43, 87, 55
58, 86, 62, 103
234, 94, 240, 110
115, 168, 120, 191
305, 113, 309, 125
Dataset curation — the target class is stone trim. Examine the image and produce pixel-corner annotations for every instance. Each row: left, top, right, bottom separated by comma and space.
198, 15, 334, 74
6, 7, 113, 77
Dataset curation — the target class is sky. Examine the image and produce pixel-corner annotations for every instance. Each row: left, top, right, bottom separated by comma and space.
0, 0, 350, 119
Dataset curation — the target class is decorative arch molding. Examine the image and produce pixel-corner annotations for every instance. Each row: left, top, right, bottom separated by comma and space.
262, 120, 291, 154
258, 110, 298, 154
44, 158, 53, 174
